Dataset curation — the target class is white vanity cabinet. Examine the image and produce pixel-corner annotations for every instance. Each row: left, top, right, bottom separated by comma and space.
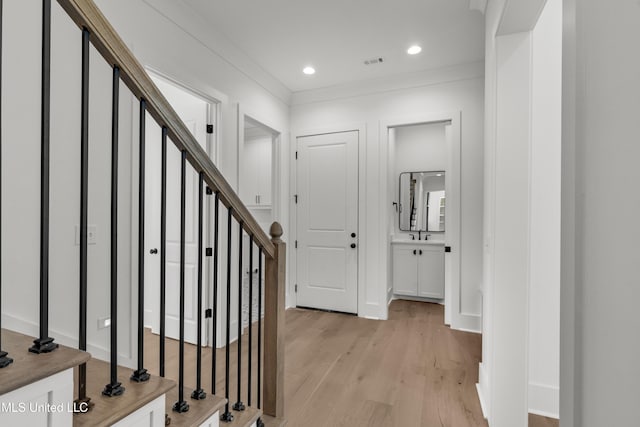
392, 241, 445, 299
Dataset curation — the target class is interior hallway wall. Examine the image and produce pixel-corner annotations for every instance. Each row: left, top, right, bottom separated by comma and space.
479, 0, 561, 423
529, 0, 561, 418
562, 0, 640, 425
291, 62, 484, 326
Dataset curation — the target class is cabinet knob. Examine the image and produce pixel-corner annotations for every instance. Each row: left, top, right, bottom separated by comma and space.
413, 249, 416, 255
150, 248, 158, 254
419, 250, 423, 255
351, 232, 356, 238
351, 243, 357, 249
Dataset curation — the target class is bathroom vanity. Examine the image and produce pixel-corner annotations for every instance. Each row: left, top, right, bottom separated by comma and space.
392, 239, 445, 299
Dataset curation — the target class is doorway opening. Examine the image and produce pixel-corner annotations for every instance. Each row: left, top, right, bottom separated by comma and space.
238, 115, 279, 335
383, 114, 461, 327
142, 71, 218, 347
239, 116, 277, 233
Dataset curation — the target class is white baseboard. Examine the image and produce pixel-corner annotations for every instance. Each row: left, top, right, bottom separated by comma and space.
528, 382, 559, 419
453, 312, 482, 333
2, 312, 136, 369
143, 309, 153, 329
476, 362, 490, 419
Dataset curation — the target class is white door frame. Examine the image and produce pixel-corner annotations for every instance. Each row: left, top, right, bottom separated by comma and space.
380, 112, 463, 328
131, 67, 222, 349
290, 123, 366, 316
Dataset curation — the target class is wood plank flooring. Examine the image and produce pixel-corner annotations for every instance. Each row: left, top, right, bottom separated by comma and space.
142, 300, 483, 426
529, 414, 560, 427
142, 299, 558, 426
283, 300, 487, 427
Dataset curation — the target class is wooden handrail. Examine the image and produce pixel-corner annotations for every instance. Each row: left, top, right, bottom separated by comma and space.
56, 0, 275, 258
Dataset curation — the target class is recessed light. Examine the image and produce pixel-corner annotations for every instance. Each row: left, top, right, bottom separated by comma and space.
407, 45, 422, 55
303, 66, 316, 75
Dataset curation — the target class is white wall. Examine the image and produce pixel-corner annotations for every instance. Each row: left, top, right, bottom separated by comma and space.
529, 0, 561, 418
291, 63, 484, 324
396, 123, 447, 234
479, 0, 562, 424
562, 0, 640, 425
1, 0, 290, 366
394, 123, 447, 177
393, 123, 447, 235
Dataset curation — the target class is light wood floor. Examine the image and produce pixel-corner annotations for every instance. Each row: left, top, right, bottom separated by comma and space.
142, 299, 558, 427
529, 414, 560, 427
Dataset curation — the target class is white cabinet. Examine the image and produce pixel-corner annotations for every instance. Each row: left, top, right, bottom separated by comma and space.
392, 242, 444, 299
241, 136, 272, 207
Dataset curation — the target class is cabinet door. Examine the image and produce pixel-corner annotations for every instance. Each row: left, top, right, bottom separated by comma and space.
417, 246, 445, 298
393, 246, 418, 296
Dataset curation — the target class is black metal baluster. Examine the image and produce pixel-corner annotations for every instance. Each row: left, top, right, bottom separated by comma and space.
0, 0, 13, 369
256, 248, 264, 427
233, 223, 245, 411
173, 150, 189, 413
102, 65, 124, 397
159, 126, 167, 377
247, 236, 254, 406
211, 191, 220, 395
257, 248, 263, 409
30, 0, 57, 355
76, 27, 90, 401
220, 207, 234, 422
131, 99, 150, 383
192, 172, 206, 400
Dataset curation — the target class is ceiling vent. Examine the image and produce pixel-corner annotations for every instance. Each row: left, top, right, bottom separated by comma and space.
364, 57, 384, 66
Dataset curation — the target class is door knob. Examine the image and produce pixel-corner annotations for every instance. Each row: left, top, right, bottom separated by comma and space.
150, 248, 158, 254
350, 243, 357, 249
351, 232, 356, 238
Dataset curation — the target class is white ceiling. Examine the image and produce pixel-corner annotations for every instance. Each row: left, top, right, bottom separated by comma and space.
181, 0, 485, 93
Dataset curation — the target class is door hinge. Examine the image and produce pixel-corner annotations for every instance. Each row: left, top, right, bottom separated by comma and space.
206, 247, 213, 256
207, 124, 214, 134
294, 194, 298, 204
295, 151, 298, 159
445, 246, 451, 253
206, 186, 213, 195
295, 284, 298, 293
205, 308, 213, 318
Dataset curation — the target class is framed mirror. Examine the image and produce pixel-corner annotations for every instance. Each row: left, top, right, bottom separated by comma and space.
398, 171, 445, 232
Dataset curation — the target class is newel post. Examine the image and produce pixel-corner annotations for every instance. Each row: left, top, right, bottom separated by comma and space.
263, 222, 285, 418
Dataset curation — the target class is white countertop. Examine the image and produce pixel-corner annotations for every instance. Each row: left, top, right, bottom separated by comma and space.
391, 238, 445, 246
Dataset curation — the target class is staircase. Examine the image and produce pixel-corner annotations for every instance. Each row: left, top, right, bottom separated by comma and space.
0, 1, 286, 426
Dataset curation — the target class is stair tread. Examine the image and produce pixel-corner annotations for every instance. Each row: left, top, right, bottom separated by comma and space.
73, 358, 175, 427
224, 406, 262, 427
0, 329, 91, 396
164, 387, 226, 427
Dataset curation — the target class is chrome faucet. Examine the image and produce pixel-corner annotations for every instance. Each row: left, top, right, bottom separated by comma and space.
418, 230, 422, 240
409, 234, 416, 240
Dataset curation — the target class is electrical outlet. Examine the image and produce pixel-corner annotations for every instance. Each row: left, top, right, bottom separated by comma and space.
75, 225, 97, 245
98, 317, 111, 329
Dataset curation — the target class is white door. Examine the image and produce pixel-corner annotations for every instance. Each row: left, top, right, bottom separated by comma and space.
145, 76, 212, 345
296, 131, 358, 314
